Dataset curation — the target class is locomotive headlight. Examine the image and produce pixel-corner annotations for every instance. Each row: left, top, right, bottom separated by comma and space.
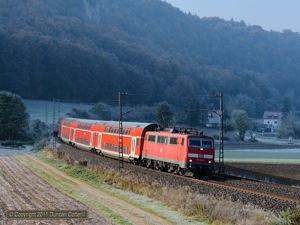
189, 159, 193, 162
208, 161, 211, 164
200, 148, 204, 151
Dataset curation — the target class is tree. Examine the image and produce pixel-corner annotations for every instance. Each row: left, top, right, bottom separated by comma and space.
156, 101, 173, 128
29, 119, 50, 141
29, 119, 51, 151
226, 94, 256, 117
230, 110, 252, 141
282, 96, 292, 118
185, 101, 200, 126
89, 102, 112, 120
0, 91, 29, 140
66, 108, 91, 119
223, 120, 235, 133
277, 114, 300, 139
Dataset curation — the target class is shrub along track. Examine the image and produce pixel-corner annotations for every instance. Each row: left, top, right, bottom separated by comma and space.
56, 143, 300, 213
0, 155, 174, 225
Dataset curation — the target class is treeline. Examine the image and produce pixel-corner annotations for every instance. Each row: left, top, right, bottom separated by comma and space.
1, 0, 300, 117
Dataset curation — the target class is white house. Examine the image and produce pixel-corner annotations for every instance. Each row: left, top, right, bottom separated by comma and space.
263, 111, 282, 131
206, 110, 220, 127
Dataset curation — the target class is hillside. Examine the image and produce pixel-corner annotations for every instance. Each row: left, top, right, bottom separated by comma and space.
1, 0, 300, 117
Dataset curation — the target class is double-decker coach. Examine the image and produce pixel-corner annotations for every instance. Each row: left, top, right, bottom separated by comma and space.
59, 118, 158, 162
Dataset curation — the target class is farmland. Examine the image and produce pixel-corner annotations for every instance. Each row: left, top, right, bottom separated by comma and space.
0, 150, 206, 224
216, 148, 300, 164
0, 155, 107, 224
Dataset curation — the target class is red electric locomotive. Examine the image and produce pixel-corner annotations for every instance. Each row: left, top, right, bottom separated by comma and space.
58, 118, 215, 177
142, 127, 215, 177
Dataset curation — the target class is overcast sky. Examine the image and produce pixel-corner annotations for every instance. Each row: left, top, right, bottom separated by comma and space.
163, 0, 300, 33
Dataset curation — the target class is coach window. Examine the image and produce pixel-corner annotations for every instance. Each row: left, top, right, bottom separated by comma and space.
124, 146, 128, 154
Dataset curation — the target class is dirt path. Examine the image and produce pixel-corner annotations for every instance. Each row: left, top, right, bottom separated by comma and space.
0, 154, 175, 224
16, 154, 174, 225
0, 155, 108, 225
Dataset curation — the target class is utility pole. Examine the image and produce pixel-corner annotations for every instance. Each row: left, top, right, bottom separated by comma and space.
57, 99, 60, 122
45, 103, 48, 124
52, 99, 57, 149
216, 93, 224, 173
118, 92, 127, 170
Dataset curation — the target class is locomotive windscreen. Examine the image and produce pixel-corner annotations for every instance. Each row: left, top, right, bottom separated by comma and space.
188, 138, 213, 148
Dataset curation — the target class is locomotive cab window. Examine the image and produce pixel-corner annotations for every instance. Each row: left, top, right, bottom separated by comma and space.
201, 139, 213, 148
189, 138, 200, 147
189, 138, 212, 148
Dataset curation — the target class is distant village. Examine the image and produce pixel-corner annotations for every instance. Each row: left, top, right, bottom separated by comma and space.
206, 110, 286, 135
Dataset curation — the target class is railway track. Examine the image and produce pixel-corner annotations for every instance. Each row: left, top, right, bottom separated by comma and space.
208, 178, 300, 204
54, 143, 300, 212
140, 166, 300, 206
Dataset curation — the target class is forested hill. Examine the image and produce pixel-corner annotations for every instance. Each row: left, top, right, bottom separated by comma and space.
1, 0, 300, 117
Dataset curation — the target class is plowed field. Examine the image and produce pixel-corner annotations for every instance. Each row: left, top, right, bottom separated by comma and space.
0, 155, 174, 225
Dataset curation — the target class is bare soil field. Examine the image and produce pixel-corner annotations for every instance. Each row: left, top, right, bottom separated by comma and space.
225, 162, 300, 187
226, 163, 300, 180
223, 142, 300, 185
0, 155, 108, 225
0, 155, 174, 225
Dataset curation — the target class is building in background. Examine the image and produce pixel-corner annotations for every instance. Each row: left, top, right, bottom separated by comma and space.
263, 111, 282, 132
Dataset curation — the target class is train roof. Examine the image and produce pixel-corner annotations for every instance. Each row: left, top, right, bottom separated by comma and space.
146, 126, 215, 137
62, 118, 157, 129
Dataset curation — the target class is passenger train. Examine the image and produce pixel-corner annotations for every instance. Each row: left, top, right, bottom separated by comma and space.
58, 118, 215, 177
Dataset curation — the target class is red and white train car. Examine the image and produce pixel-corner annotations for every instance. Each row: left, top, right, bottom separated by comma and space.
59, 118, 158, 162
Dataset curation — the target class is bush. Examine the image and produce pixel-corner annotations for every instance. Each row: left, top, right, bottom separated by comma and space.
278, 207, 300, 225
1, 140, 25, 147
290, 207, 300, 225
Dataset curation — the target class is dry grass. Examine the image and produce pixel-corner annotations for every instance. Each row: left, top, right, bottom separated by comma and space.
45, 147, 285, 224
86, 165, 281, 224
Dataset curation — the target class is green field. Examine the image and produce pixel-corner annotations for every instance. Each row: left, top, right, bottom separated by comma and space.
215, 149, 300, 164
24, 99, 91, 123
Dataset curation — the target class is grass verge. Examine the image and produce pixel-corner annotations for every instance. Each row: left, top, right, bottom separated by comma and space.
27, 147, 288, 225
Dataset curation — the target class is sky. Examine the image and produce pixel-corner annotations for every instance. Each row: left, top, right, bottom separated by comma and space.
163, 0, 300, 33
